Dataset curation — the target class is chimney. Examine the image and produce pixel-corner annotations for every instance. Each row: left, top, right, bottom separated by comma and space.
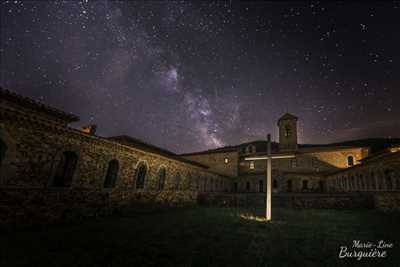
80, 124, 97, 135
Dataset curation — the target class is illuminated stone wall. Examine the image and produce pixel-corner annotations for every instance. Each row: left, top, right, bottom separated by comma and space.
326, 151, 400, 193
0, 95, 229, 211
182, 150, 239, 177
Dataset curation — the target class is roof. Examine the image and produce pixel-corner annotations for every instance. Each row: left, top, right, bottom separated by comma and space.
327, 150, 400, 177
180, 140, 281, 156
0, 87, 79, 123
278, 113, 298, 123
180, 138, 400, 157
300, 138, 400, 154
359, 146, 400, 163
108, 135, 209, 168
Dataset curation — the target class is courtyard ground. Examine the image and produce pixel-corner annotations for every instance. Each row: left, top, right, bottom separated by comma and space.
1, 206, 399, 267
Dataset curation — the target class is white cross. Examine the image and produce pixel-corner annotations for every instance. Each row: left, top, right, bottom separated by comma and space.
244, 134, 295, 221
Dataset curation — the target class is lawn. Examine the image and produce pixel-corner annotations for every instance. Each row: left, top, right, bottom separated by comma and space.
1, 206, 399, 267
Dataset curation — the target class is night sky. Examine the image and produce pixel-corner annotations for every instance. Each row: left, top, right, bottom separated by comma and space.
1, 1, 399, 153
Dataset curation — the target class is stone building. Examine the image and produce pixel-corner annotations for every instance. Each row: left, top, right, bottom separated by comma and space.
1, 87, 399, 222
0, 87, 229, 222
182, 113, 400, 194
326, 147, 400, 192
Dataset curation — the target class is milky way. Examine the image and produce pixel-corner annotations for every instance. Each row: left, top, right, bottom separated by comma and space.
1, 1, 400, 153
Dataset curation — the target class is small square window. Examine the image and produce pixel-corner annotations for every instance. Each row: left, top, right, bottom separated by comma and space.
224, 158, 229, 164
249, 161, 255, 169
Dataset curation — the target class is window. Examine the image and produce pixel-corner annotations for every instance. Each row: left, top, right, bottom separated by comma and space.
233, 182, 238, 192
246, 145, 255, 154
259, 180, 264, 192
249, 161, 255, 169
224, 158, 229, 164
273, 179, 278, 189
359, 174, 364, 190
291, 159, 297, 168
104, 160, 119, 188
284, 125, 291, 137
53, 151, 78, 187
347, 156, 354, 166
136, 163, 147, 189
287, 180, 292, 192
319, 180, 325, 192
370, 172, 376, 190
302, 180, 308, 190
385, 170, 393, 190
0, 139, 6, 169
246, 181, 250, 191
157, 167, 166, 191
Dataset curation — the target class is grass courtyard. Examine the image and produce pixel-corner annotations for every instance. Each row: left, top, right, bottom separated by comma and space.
1, 206, 399, 267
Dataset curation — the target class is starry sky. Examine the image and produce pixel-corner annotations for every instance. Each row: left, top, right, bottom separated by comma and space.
1, 1, 400, 153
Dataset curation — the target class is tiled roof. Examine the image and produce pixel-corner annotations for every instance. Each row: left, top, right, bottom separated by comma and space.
108, 135, 209, 169
0, 87, 79, 123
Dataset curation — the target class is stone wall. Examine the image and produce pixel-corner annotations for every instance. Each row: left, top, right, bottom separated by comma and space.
182, 150, 239, 177
239, 147, 368, 176
326, 151, 400, 192
0, 187, 198, 225
198, 193, 374, 210
233, 172, 325, 193
0, 91, 229, 224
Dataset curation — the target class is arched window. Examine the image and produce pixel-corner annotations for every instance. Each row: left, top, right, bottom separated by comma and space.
136, 163, 147, 189
287, 180, 292, 192
104, 160, 119, 188
174, 172, 181, 190
233, 182, 238, 192
365, 174, 370, 190
396, 171, 400, 190
302, 180, 308, 190
359, 174, 364, 190
378, 172, 384, 190
350, 176, 355, 190
384, 170, 393, 190
347, 156, 354, 166
157, 167, 166, 191
53, 151, 78, 187
259, 180, 264, 192
370, 172, 376, 190
246, 181, 250, 191
246, 145, 255, 154
195, 176, 200, 190
319, 180, 326, 192
0, 138, 7, 169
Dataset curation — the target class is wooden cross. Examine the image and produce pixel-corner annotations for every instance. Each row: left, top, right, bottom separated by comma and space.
245, 134, 296, 221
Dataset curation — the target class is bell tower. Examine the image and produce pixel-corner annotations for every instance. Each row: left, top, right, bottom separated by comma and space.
278, 113, 298, 151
